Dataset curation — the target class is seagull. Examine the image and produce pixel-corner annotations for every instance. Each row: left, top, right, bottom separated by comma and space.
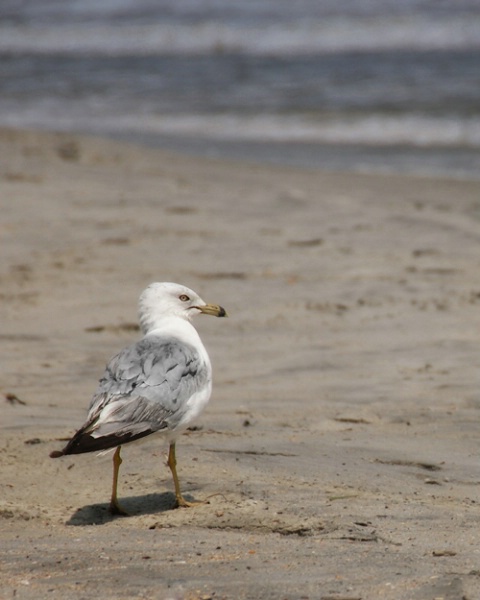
50, 282, 227, 515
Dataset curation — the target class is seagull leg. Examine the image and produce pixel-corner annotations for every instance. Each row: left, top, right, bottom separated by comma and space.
168, 442, 200, 508
109, 446, 128, 516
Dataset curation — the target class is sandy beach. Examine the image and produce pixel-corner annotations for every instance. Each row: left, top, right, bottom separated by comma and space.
1, 127, 480, 599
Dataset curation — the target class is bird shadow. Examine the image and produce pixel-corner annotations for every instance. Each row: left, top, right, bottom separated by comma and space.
66, 491, 184, 526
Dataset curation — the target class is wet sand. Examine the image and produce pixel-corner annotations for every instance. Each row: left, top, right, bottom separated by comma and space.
1, 128, 480, 599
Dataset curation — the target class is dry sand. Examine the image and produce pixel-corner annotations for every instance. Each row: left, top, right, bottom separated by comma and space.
1, 127, 480, 600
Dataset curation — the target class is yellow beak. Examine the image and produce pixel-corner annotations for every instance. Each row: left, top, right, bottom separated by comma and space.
197, 303, 228, 317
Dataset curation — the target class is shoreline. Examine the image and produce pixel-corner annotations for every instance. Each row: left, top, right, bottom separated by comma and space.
106, 131, 480, 182
3, 123, 480, 182
1, 127, 480, 599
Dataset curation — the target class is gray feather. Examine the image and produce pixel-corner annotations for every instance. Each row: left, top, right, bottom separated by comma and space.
86, 335, 209, 439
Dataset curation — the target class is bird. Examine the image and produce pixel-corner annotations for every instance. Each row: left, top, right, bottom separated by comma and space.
50, 282, 227, 515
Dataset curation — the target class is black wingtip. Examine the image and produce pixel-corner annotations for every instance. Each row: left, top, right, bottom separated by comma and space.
49, 450, 64, 458
218, 306, 227, 318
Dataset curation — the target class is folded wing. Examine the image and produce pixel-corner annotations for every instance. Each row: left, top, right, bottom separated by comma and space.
60, 335, 209, 455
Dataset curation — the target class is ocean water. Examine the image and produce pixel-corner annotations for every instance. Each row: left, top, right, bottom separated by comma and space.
1, 0, 480, 178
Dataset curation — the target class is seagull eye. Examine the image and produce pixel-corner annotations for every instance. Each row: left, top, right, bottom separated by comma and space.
179, 294, 190, 302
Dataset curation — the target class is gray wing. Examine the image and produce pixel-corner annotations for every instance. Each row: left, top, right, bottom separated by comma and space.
60, 335, 210, 455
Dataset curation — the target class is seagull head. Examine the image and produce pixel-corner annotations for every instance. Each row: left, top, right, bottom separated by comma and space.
138, 282, 227, 334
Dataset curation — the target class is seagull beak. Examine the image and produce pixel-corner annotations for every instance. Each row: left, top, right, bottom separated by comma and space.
197, 303, 228, 317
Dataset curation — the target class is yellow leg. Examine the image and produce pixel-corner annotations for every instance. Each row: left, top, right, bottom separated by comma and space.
110, 446, 128, 516
167, 442, 200, 508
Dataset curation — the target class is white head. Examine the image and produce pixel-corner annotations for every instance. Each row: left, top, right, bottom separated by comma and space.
138, 282, 226, 334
